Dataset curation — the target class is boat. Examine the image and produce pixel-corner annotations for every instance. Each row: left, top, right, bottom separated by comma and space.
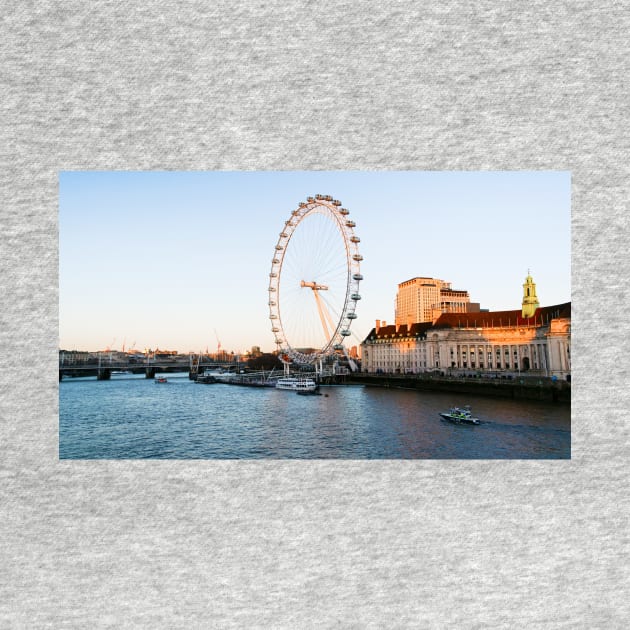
275, 377, 318, 392
439, 406, 480, 425
209, 370, 237, 383
154, 376, 168, 384
195, 373, 217, 384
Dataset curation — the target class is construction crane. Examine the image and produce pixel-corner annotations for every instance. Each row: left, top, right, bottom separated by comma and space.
214, 329, 222, 359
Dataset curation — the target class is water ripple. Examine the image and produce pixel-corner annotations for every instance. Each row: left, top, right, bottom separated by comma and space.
59, 374, 570, 459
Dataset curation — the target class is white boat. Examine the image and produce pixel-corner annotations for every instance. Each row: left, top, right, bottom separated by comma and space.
439, 406, 480, 425
211, 371, 238, 383
275, 377, 318, 392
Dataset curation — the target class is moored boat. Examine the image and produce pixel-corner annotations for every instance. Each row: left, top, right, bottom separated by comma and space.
195, 373, 217, 384
439, 406, 480, 425
275, 377, 318, 392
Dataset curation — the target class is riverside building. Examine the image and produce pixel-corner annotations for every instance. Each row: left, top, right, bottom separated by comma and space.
362, 274, 570, 380
394, 276, 480, 326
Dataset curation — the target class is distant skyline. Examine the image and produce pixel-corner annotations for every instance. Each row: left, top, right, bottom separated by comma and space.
59, 171, 571, 354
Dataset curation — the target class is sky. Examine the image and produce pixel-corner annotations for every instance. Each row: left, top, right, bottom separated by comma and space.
59, 171, 571, 354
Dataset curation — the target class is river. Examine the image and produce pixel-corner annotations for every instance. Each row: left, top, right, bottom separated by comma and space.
59, 373, 570, 459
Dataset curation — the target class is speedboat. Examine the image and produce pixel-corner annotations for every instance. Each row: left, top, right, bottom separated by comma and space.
275, 377, 318, 392
154, 376, 168, 384
439, 406, 480, 425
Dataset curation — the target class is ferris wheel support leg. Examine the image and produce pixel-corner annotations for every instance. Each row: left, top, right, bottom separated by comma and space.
311, 288, 333, 344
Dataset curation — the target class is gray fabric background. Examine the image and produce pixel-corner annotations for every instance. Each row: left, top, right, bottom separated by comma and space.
1, 1, 626, 627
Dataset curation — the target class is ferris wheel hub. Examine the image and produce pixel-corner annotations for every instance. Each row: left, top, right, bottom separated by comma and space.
301, 280, 329, 291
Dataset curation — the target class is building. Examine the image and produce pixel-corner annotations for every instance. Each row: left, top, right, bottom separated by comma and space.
362, 275, 570, 380
394, 276, 478, 325
521, 272, 540, 318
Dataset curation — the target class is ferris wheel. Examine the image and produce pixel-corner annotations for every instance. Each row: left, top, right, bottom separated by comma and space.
268, 194, 363, 366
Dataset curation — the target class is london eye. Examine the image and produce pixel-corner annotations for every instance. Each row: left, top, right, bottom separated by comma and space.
268, 195, 363, 370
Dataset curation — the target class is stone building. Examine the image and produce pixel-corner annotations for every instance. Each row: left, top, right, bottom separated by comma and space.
362, 275, 570, 380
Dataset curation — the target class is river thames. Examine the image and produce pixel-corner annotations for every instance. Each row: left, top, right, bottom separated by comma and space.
59, 373, 570, 459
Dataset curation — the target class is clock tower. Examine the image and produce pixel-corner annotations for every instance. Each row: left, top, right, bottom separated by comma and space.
521, 271, 540, 318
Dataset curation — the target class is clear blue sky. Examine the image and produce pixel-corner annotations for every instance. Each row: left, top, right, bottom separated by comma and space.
59, 171, 571, 354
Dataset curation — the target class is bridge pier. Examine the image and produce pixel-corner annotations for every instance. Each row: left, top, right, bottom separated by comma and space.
145, 367, 156, 379
97, 369, 111, 381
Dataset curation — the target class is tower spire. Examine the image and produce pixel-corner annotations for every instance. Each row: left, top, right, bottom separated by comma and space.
522, 271, 540, 318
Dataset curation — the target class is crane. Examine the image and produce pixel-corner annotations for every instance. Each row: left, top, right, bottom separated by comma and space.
214, 329, 221, 359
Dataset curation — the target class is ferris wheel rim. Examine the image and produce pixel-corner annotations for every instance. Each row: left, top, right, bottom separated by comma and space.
268, 195, 362, 364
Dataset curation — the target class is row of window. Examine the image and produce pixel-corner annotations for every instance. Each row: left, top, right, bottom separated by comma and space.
370, 344, 544, 355
365, 343, 551, 370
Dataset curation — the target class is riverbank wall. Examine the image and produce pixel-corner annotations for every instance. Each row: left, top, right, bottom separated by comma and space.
345, 373, 570, 403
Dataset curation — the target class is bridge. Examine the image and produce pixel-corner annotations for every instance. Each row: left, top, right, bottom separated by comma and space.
59, 356, 240, 381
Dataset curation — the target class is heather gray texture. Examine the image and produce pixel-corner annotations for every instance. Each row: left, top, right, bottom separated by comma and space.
1, 1, 627, 628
